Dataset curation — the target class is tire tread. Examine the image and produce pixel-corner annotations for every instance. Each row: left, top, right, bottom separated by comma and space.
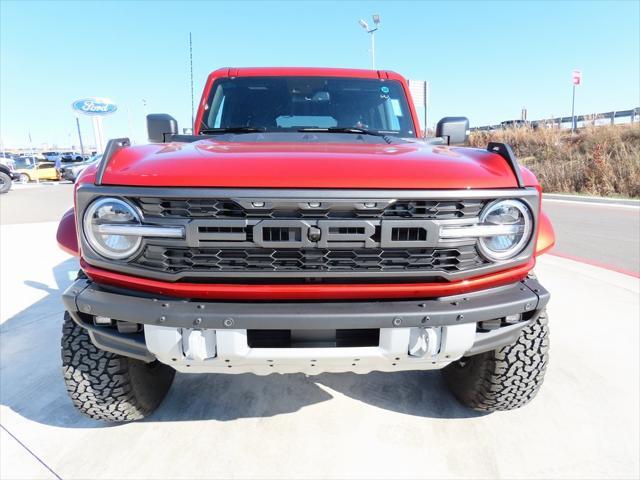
443, 311, 549, 411
61, 314, 173, 422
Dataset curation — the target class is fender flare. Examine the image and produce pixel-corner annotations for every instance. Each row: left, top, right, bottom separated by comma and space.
57, 207, 79, 256
535, 210, 555, 256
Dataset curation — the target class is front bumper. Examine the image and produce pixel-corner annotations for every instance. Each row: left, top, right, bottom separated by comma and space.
62, 276, 549, 374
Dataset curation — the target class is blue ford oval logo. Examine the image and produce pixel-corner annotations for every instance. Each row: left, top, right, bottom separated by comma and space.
72, 98, 118, 116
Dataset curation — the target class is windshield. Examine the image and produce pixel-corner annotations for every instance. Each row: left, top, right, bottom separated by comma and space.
202, 76, 416, 137
14, 157, 36, 169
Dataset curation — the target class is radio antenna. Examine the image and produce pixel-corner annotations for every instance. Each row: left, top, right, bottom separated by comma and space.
189, 32, 195, 130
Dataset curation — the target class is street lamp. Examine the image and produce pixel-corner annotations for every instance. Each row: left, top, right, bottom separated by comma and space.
358, 14, 381, 69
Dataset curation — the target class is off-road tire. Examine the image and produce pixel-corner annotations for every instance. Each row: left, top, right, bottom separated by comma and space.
442, 310, 549, 412
61, 313, 175, 422
0, 172, 11, 193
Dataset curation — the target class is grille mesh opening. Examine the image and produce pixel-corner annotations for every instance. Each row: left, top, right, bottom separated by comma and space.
329, 227, 365, 235
263, 227, 302, 242
136, 197, 485, 220
199, 226, 245, 233
391, 227, 427, 242
135, 245, 485, 273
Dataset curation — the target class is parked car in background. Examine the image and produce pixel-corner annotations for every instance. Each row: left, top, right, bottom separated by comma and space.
0, 155, 19, 193
15, 161, 60, 182
42, 151, 62, 162
61, 151, 88, 162
12, 156, 38, 169
60, 154, 102, 182
500, 120, 528, 129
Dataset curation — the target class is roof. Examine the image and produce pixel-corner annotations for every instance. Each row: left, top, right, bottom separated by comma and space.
207, 67, 406, 81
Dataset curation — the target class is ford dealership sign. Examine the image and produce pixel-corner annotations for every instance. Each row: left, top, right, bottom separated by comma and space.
72, 97, 117, 116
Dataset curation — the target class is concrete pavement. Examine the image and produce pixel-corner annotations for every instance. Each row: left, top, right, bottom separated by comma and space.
1, 220, 639, 479
0, 182, 74, 225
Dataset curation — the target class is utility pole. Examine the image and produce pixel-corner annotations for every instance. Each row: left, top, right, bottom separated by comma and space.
358, 14, 381, 69
75, 116, 85, 155
424, 81, 429, 136
189, 32, 195, 130
370, 29, 375, 69
28, 132, 38, 184
571, 86, 576, 132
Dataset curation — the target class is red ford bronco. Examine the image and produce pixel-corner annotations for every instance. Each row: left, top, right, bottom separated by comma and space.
57, 67, 555, 422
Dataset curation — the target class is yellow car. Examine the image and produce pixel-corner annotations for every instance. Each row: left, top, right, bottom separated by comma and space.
15, 162, 60, 182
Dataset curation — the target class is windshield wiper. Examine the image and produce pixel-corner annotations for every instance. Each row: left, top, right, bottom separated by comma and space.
200, 127, 266, 134
297, 127, 393, 137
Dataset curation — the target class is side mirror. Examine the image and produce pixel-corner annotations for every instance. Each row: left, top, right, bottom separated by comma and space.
435, 117, 469, 145
147, 114, 178, 143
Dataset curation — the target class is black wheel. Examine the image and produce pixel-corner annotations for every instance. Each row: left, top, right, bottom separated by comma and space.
0, 172, 11, 193
61, 313, 175, 422
442, 311, 549, 412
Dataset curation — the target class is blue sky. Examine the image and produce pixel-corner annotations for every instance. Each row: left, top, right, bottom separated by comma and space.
1, 0, 639, 148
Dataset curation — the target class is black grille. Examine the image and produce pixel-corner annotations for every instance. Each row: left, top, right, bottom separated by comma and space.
134, 245, 485, 274
120, 193, 494, 279
135, 197, 484, 220
382, 200, 483, 219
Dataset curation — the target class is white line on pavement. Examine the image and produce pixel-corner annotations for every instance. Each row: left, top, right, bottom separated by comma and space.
543, 193, 640, 204
543, 198, 640, 209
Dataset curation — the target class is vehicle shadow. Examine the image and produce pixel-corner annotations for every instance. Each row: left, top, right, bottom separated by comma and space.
1, 257, 483, 430
314, 371, 485, 419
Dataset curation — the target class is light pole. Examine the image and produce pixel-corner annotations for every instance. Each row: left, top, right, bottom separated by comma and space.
358, 14, 381, 69
75, 115, 85, 156
571, 84, 576, 132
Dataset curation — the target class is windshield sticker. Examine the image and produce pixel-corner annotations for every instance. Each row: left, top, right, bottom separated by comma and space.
390, 98, 403, 116
380, 86, 390, 94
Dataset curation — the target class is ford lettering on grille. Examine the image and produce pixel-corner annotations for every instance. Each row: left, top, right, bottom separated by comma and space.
186, 219, 440, 249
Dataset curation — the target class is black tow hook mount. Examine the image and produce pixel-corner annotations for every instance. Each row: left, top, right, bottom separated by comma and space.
487, 142, 524, 188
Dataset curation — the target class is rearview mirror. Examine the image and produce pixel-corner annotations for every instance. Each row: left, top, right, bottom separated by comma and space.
435, 117, 469, 145
147, 114, 178, 143
311, 91, 330, 102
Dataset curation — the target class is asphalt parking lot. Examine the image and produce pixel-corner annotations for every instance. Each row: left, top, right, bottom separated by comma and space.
1, 185, 639, 479
0, 182, 75, 225
543, 195, 640, 275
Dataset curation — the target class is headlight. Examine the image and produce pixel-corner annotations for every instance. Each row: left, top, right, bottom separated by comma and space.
83, 198, 142, 259
477, 199, 533, 261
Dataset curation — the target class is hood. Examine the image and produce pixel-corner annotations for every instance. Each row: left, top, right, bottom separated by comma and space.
100, 139, 524, 189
